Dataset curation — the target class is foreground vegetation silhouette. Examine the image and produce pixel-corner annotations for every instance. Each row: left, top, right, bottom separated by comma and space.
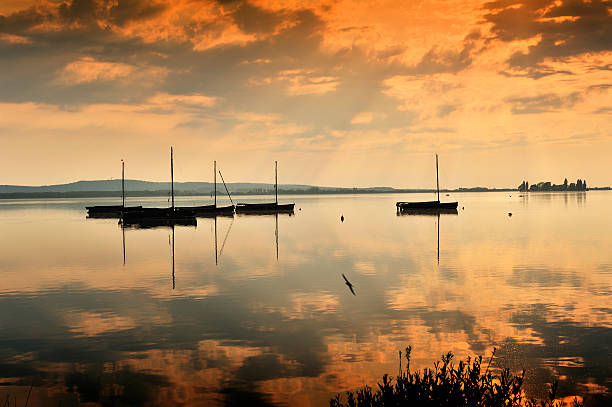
330, 347, 583, 407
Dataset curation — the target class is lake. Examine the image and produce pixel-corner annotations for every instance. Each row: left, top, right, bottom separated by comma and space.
0, 192, 610, 406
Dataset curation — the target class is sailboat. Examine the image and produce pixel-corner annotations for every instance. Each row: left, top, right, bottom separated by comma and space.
235, 161, 295, 214
175, 161, 235, 217
121, 147, 196, 226
86, 160, 142, 217
396, 154, 458, 211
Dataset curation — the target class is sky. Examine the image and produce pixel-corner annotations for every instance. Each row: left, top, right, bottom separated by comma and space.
0, 0, 610, 188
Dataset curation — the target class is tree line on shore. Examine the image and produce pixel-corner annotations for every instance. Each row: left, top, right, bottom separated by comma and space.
518, 178, 587, 192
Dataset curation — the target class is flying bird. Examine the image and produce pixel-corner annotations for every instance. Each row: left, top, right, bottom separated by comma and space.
342, 273, 355, 296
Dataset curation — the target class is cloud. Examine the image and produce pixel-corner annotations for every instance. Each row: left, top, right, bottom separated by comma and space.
1, 0, 611, 188
230, 0, 288, 35
147, 92, 216, 109
0, 32, 30, 44
61, 56, 135, 84
350, 111, 387, 125
191, 23, 257, 51
406, 31, 482, 75
57, 0, 167, 28
505, 91, 582, 114
277, 70, 340, 95
483, 0, 612, 77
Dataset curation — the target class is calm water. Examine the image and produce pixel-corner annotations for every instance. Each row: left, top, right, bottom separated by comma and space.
0, 192, 610, 406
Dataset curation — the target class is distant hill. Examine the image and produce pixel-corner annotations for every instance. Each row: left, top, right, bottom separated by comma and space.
0, 179, 398, 196
1, 180, 562, 199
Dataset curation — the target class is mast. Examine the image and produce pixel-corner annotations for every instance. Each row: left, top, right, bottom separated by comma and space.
435, 154, 440, 202
121, 160, 125, 207
171, 147, 174, 210
275, 160, 278, 205
214, 160, 217, 208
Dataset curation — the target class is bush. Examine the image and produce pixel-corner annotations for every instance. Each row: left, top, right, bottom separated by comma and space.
330, 346, 583, 407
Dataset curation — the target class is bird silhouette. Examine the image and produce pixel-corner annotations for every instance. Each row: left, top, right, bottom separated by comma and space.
342, 273, 355, 295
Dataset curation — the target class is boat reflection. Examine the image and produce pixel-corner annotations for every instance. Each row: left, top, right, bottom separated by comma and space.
122, 223, 126, 266
396, 208, 458, 216
120, 217, 197, 230
214, 216, 234, 266
398, 208, 457, 264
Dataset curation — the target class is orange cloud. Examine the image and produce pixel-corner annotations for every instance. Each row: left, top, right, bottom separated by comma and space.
147, 92, 217, 109
0, 32, 31, 43
61, 56, 135, 84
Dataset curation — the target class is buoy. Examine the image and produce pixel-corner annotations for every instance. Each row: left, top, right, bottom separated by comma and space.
341, 215, 344, 222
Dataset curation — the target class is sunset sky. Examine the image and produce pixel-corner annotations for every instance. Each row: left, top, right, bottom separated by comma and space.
0, 0, 610, 188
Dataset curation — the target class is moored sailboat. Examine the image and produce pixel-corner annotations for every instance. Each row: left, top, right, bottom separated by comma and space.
176, 161, 234, 217
86, 160, 142, 217
396, 154, 458, 212
235, 161, 295, 214
120, 147, 197, 227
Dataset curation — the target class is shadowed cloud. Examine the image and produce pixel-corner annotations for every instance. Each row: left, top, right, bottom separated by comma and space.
484, 0, 612, 78
506, 91, 582, 114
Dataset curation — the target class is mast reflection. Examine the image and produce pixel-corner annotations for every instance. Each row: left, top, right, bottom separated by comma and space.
397, 207, 458, 264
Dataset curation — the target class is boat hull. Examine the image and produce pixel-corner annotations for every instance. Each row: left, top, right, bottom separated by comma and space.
177, 205, 235, 217
396, 201, 458, 210
235, 202, 295, 214
87, 205, 143, 218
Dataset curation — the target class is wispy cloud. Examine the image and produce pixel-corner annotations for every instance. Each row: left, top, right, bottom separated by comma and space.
0, 32, 30, 44
61, 57, 135, 84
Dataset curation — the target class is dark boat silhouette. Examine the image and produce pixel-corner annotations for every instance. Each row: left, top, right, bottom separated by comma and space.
86, 161, 143, 217
119, 147, 196, 226
396, 154, 458, 212
178, 203, 235, 216
87, 205, 143, 218
235, 161, 295, 214
121, 206, 196, 222
176, 161, 235, 217
235, 203, 295, 214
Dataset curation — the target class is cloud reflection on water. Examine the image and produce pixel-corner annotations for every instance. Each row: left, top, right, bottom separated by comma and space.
0, 192, 610, 405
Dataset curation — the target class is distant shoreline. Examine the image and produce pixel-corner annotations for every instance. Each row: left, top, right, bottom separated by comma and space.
2, 188, 610, 199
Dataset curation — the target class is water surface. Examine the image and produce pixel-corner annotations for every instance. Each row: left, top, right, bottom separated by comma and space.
0, 192, 610, 406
